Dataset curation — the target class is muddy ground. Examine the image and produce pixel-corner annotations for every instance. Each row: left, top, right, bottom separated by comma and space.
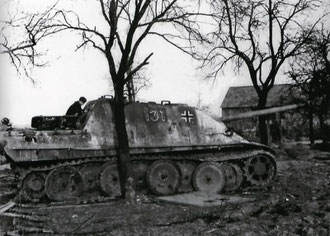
0, 142, 330, 236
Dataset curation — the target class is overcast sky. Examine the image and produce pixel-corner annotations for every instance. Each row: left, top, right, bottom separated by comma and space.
0, 0, 328, 126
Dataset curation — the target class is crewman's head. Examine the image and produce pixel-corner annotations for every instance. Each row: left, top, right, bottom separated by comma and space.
79, 97, 87, 105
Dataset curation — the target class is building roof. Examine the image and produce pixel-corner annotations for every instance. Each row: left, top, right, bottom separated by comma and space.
221, 84, 300, 108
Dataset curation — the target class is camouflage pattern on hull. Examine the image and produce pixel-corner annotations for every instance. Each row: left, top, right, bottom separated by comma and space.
0, 97, 276, 202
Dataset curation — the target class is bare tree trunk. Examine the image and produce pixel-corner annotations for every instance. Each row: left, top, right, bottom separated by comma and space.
318, 112, 325, 143
276, 113, 282, 146
258, 93, 269, 145
113, 84, 135, 202
320, 97, 330, 142
308, 104, 315, 146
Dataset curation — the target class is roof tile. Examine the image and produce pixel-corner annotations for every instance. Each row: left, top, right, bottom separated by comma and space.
221, 84, 299, 108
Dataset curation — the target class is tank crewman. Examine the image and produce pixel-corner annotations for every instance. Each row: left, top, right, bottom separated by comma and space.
0, 117, 12, 131
66, 96, 87, 116
65, 97, 87, 128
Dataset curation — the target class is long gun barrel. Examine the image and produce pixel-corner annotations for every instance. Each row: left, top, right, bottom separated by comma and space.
221, 104, 304, 122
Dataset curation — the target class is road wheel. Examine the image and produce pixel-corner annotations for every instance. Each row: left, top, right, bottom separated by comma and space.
46, 166, 83, 201
146, 160, 180, 195
99, 162, 121, 197
177, 161, 197, 193
131, 161, 149, 189
21, 171, 46, 202
80, 163, 101, 192
221, 163, 244, 192
193, 162, 226, 193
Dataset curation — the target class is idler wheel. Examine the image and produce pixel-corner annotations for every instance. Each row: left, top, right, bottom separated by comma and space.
220, 163, 244, 192
99, 162, 121, 197
193, 162, 226, 193
80, 163, 101, 192
244, 154, 277, 185
45, 166, 83, 201
21, 172, 46, 202
177, 161, 197, 193
146, 160, 180, 195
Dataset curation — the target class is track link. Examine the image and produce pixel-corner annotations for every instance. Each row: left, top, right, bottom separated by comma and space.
14, 148, 276, 204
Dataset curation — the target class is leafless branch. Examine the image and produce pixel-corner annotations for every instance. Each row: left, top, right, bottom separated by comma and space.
204, 0, 325, 98
0, 2, 60, 82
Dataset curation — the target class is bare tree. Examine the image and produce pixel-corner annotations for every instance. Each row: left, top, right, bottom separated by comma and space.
289, 27, 330, 143
0, 3, 58, 82
204, 0, 324, 144
34, 0, 203, 200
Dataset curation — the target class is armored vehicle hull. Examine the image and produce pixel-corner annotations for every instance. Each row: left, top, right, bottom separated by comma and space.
0, 97, 276, 202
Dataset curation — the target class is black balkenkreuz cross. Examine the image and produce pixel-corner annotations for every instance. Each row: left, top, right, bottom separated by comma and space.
181, 110, 194, 122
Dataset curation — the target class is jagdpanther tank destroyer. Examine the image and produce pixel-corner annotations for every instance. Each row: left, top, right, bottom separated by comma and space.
0, 96, 276, 202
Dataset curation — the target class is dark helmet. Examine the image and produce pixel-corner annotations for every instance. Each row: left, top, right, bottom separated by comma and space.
79, 97, 87, 103
1, 117, 10, 126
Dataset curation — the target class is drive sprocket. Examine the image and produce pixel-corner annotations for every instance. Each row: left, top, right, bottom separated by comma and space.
244, 154, 276, 186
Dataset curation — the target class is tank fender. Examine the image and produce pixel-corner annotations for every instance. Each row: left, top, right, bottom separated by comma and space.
242, 142, 276, 155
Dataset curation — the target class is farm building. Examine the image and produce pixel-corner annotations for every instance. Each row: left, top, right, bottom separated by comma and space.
221, 84, 308, 142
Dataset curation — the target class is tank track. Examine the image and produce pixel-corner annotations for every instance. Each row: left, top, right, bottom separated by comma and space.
13, 148, 276, 204
14, 156, 115, 183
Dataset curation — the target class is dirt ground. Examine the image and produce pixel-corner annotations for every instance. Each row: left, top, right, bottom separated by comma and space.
1, 142, 330, 236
